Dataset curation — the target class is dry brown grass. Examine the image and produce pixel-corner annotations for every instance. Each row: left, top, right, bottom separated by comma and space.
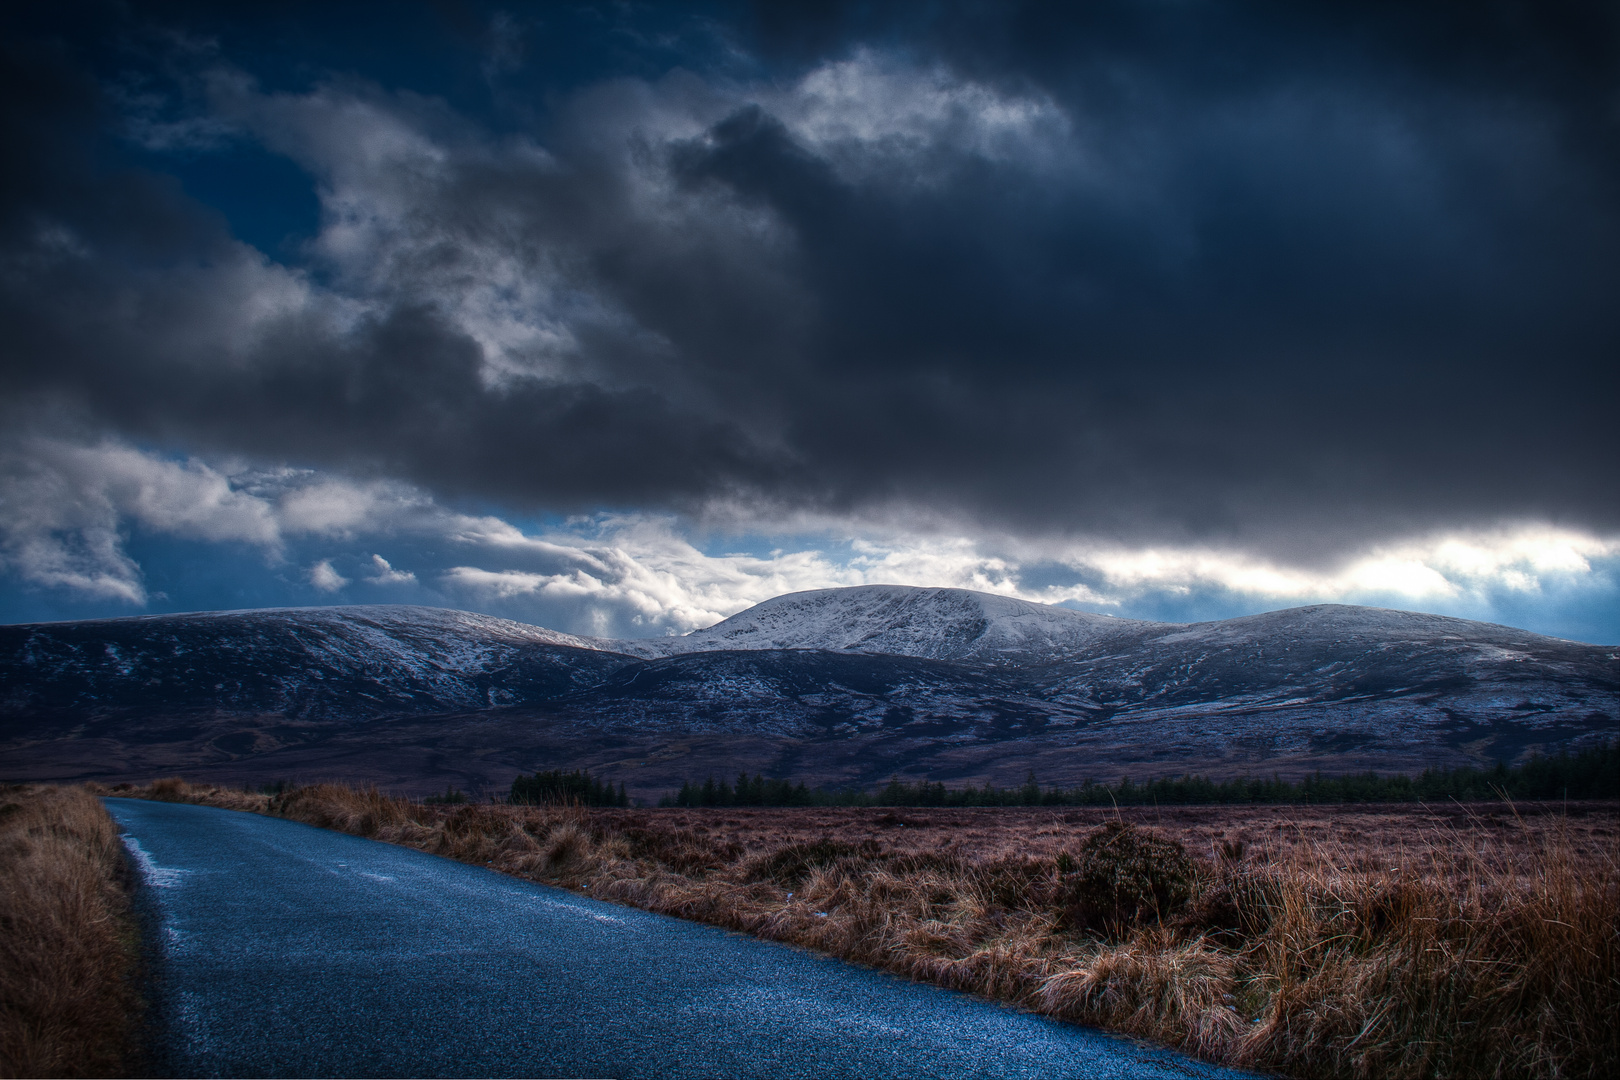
0, 785, 143, 1079
122, 781, 1620, 1079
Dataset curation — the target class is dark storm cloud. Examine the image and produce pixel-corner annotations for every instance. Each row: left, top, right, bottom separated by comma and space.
0, 31, 802, 505
1, 1, 1616, 561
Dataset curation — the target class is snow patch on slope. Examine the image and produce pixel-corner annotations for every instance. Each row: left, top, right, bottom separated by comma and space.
141, 604, 599, 671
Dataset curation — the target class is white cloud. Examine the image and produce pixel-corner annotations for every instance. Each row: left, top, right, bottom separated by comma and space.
276, 477, 440, 538
434, 517, 1620, 638
442, 516, 864, 635
0, 439, 282, 605
365, 554, 416, 586
1046, 527, 1620, 613
88, 447, 280, 546
0, 440, 445, 605
308, 559, 349, 592
1, 524, 146, 605
769, 49, 1070, 177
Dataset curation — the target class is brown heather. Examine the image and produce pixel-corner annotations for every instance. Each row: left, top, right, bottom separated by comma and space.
115, 780, 1620, 1079
0, 785, 142, 1079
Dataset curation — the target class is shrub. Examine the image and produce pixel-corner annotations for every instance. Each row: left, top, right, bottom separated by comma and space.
1059, 821, 1195, 934
147, 777, 189, 802
619, 825, 742, 875
978, 857, 1053, 909
543, 820, 587, 868
745, 838, 881, 886
0, 785, 143, 1077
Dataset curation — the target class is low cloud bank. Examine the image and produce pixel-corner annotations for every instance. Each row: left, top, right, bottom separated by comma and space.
2, 440, 1612, 642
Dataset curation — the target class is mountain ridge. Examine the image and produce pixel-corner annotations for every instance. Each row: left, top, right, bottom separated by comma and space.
2, 587, 1614, 797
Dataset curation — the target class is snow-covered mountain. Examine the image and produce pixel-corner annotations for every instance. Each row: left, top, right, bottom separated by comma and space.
2, 587, 1614, 795
607, 586, 1602, 668
1, 605, 622, 722
605, 585, 1154, 662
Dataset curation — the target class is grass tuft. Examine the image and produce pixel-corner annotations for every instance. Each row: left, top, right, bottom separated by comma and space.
0, 785, 143, 1078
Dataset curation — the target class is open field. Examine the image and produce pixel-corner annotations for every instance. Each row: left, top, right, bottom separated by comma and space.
624, 801, 1620, 882
107, 779, 1620, 1079
0, 785, 143, 1079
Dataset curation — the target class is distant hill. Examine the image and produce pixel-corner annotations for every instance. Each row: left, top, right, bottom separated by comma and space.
2, 588, 1615, 799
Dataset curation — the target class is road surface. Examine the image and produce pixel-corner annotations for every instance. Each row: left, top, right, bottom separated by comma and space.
107, 798, 1261, 1079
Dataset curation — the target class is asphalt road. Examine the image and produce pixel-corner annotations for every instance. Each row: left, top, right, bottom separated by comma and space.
106, 798, 1261, 1079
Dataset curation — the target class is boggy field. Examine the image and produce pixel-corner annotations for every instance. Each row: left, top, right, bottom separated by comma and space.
596, 801, 1620, 878
112, 781, 1619, 1080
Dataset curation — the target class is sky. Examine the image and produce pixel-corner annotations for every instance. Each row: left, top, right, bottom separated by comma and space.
1, 1, 1616, 643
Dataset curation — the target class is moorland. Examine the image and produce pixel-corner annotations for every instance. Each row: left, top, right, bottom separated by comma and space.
43, 778, 1616, 1079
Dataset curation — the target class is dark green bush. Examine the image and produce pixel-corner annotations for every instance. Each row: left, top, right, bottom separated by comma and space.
1059, 821, 1195, 934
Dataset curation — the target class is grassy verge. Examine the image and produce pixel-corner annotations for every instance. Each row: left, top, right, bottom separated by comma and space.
0, 785, 144, 1079
107, 779, 1619, 1079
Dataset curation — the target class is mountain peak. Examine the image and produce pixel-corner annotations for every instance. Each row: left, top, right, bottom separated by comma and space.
609, 584, 1159, 662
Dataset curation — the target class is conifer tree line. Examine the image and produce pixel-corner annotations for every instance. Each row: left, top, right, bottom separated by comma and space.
509, 769, 629, 807
659, 741, 1618, 807
664, 774, 820, 807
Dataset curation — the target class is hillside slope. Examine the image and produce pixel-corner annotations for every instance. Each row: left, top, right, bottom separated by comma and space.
0, 605, 624, 725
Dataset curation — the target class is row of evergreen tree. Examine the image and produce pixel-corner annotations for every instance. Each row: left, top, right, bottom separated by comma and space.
659, 741, 1618, 807
664, 774, 823, 807
508, 769, 629, 807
